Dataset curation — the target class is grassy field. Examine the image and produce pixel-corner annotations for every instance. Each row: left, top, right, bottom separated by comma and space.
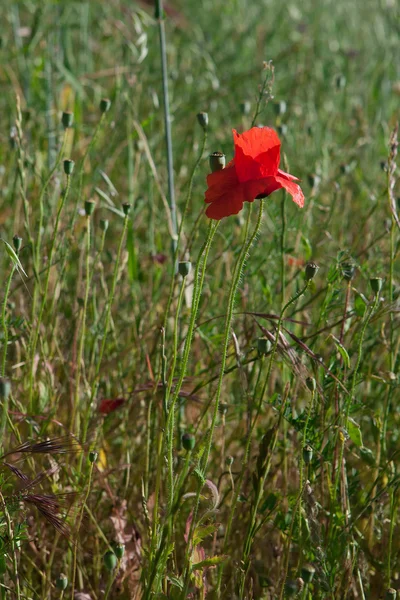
0, 0, 399, 598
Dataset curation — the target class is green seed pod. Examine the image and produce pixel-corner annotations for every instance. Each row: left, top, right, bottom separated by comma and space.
113, 542, 125, 560
62, 111, 74, 129
303, 445, 313, 465
63, 159, 75, 175
100, 98, 112, 113
240, 100, 251, 115
85, 200, 96, 217
196, 112, 208, 131
257, 337, 271, 356
370, 277, 383, 293
341, 261, 356, 281
385, 589, 397, 600
122, 203, 131, 216
301, 563, 315, 584
178, 261, 192, 278
100, 219, 109, 232
0, 378, 11, 400
103, 550, 117, 572
284, 578, 300, 596
209, 152, 225, 172
181, 433, 195, 451
13, 235, 22, 253
56, 574, 68, 591
305, 262, 319, 282
89, 451, 98, 463
306, 377, 316, 392
225, 455, 234, 466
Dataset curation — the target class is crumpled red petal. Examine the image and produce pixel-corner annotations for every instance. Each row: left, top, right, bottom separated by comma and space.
233, 127, 281, 183
274, 173, 305, 207
205, 163, 246, 219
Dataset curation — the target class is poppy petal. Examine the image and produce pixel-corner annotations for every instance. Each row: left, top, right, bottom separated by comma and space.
274, 174, 305, 207
205, 162, 246, 220
242, 176, 283, 202
233, 127, 281, 183
277, 168, 299, 181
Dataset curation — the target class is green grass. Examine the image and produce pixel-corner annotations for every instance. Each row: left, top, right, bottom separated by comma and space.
0, 0, 399, 598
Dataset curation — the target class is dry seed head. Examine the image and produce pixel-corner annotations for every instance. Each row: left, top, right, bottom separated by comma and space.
209, 152, 226, 172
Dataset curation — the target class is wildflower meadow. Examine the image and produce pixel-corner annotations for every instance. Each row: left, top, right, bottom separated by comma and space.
0, 0, 399, 598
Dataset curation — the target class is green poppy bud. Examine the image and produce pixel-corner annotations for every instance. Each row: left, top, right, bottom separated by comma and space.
301, 563, 315, 584
0, 378, 11, 399
196, 112, 208, 131
85, 200, 96, 217
13, 235, 22, 253
103, 550, 117, 572
62, 111, 74, 129
284, 579, 300, 596
306, 377, 316, 392
89, 451, 98, 463
122, 203, 131, 216
303, 445, 313, 465
63, 159, 75, 175
182, 433, 195, 451
209, 152, 225, 172
385, 589, 397, 600
100, 219, 109, 232
257, 337, 271, 356
113, 542, 125, 560
100, 98, 112, 114
305, 262, 319, 281
370, 277, 383, 293
178, 261, 191, 278
55, 574, 68, 591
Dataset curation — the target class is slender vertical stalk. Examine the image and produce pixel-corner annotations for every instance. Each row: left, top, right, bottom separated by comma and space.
155, 0, 178, 257
1, 265, 17, 377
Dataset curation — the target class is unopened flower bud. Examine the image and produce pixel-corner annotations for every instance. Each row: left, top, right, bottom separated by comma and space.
301, 563, 315, 584
385, 589, 397, 600
225, 455, 234, 466
13, 235, 22, 253
62, 111, 74, 129
305, 262, 319, 281
122, 203, 131, 216
284, 579, 300, 596
219, 403, 228, 416
100, 98, 111, 113
197, 112, 208, 131
103, 550, 117, 571
306, 377, 316, 392
113, 542, 125, 560
342, 261, 356, 281
178, 261, 191, 278
209, 152, 225, 172
89, 451, 98, 463
0, 378, 11, 399
85, 200, 96, 216
63, 159, 75, 175
100, 219, 109, 232
56, 574, 68, 591
182, 433, 195, 451
370, 277, 383, 293
273, 100, 287, 116
303, 445, 313, 465
257, 337, 271, 356
240, 100, 251, 115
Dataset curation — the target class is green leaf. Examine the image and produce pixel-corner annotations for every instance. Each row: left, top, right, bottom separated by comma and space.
300, 235, 312, 261
347, 418, 363, 447
193, 523, 219, 547
354, 292, 367, 317
191, 555, 227, 571
329, 334, 350, 368
1, 239, 27, 277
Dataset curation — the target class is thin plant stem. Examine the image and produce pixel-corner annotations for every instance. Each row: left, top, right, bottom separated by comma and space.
1, 265, 17, 377
0, 491, 21, 600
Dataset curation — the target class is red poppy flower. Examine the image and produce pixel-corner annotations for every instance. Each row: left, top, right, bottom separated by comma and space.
205, 127, 304, 220
99, 397, 125, 415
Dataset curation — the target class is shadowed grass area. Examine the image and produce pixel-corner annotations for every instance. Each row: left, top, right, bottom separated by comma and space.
0, 0, 399, 598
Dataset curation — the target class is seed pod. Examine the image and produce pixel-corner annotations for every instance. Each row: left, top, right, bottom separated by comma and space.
178, 261, 191, 278
225, 455, 234, 466
240, 100, 251, 115
284, 578, 300, 596
301, 563, 315, 584
341, 261, 356, 281
100, 98, 112, 113
305, 262, 319, 281
89, 451, 98, 463
182, 433, 195, 451
63, 159, 75, 175
85, 200, 96, 216
370, 277, 383, 293
103, 550, 117, 572
385, 589, 397, 600
100, 219, 109, 232
55, 574, 68, 591
113, 542, 125, 560
196, 112, 208, 131
62, 111, 74, 129
209, 152, 225, 172
122, 203, 131, 216
13, 235, 22, 253
306, 377, 316, 392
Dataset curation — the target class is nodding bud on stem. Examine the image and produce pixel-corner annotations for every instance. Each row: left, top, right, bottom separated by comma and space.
122, 203, 131, 217
55, 574, 68, 591
301, 564, 315, 584
62, 111, 74, 129
0, 379, 11, 399
85, 200, 96, 217
209, 152, 225, 172
113, 542, 125, 560
197, 112, 208, 131
182, 433, 195, 451
100, 98, 112, 113
303, 445, 313, 464
305, 262, 319, 281
103, 550, 117, 572
63, 159, 75, 175
306, 377, 316, 392
370, 277, 383, 293
13, 235, 22, 253
100, 219, 109, 232
89, 451, 98, 463
257, 337, 271, 356
178, 261, 191, 278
